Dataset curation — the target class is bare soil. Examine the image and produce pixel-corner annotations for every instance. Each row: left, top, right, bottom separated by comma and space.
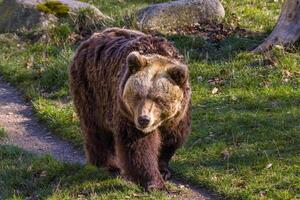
0, 77, 220, 200
0, 77, 85, 164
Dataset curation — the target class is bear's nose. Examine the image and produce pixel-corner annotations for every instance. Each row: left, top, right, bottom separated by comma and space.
137, 115, 150, 128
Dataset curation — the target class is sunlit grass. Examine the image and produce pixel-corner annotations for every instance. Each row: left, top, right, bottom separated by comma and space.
0, 145, 168, 200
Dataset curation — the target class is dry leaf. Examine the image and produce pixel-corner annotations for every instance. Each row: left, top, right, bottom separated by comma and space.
25, 56, 34, 69
259, 191, 266, 198
211, 175, 218, 181
274, 45, 284, 50
234, 180, 247, 188
266, 163, 272, 169
27, 165, 32, 172
40, 170, 47, 177
208, 77, 225, 85
231, 96, 238, 101
211, 87, 219, 94
221, 149, 230, 160
71, 112, 78, 122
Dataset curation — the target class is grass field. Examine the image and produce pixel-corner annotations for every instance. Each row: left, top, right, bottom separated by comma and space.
0, 0, 299, 199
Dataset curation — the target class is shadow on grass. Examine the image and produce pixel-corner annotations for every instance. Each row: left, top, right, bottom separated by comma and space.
170, 92, 300, 199
167, 30, 267, 63
0, 145, 165, 200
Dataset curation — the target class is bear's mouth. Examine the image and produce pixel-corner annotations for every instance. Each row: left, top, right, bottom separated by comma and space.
135, 122, 161, 133
136, 126, 156, 133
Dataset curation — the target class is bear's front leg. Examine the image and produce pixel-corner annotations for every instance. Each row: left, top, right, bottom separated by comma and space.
117, 128, 165, 191
159, 112, 191, 180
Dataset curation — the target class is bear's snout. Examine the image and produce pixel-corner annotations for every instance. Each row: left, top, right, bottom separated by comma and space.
137, 115, 151, 128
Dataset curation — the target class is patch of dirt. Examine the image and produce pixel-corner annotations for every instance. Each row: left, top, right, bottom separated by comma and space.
142, 18, 262, 43
170, 23, 262, 42
0, 77, 85, 164
0, 77, 220, 200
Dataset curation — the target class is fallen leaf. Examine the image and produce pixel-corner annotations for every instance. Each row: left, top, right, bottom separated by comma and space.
71, 112, 78, 121
77, 194, 85, 199
133, 193, 142, 197
259, 191, 266, 198
266, 163, 272, 169
282, 70, 300, 83
231, 95, 238, 101
274, 45, 284, 50
211, 175, 218, 181
233, 180, 247, 188
221, 149, 231, 160
27, 165, 32, 172
211, 87, 219, 94
25, 56, 34, 69
260, 81, 271, 88
40, 170, 47, 177
208, 77, 225, 85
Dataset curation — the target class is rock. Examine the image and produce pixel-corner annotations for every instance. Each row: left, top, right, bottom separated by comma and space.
0, 0, 109, 33
136, 0, 225, 33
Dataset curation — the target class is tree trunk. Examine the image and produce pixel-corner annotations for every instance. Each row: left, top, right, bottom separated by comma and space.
253, 0, 300, 52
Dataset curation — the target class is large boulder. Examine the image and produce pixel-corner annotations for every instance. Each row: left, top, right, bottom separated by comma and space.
136, 0, 225, 33
0, 0, 109, 33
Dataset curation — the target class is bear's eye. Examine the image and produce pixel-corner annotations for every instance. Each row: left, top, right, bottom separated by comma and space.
160, 112, 168, 119
134, 94, 142, 101
155, 97, 167, 107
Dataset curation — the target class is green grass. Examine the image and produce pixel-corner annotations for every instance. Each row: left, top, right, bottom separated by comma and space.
222, 0, 281, 32
0, 127, 5, 138
0, 0, 299, 199
0, 145, 167, 199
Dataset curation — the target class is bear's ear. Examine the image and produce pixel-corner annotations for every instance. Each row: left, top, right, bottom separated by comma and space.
167, 65, 188, 86
127, 51, 147, 73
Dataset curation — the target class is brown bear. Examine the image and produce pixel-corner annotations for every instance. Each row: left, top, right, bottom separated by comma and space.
69, 28, 191, 191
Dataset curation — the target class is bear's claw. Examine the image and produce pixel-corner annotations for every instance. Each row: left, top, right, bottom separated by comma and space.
159, 163, 172, 180
160, 168, 172, 180
146, 182, 168, 192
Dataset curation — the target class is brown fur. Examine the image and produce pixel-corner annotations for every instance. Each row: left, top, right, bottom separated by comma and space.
69, 28, 191, 191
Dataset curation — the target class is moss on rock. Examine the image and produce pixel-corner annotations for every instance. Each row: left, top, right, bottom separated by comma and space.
0, 0, 109, 33
37, 1, 69, 17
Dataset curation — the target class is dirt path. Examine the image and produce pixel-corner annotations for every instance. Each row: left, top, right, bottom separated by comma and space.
0, 78, 85, 164
0, 77, 219, 200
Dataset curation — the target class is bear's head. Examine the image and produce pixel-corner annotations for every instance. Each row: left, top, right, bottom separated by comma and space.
121, 51, 188, 133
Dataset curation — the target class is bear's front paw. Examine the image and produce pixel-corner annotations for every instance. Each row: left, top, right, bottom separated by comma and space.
160, 167, 172, 181
107, 166, 121, 177
159, 162, 172, 180
145, 180, 166, 192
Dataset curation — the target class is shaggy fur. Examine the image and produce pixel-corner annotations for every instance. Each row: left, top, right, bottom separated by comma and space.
69, 28, 191, 191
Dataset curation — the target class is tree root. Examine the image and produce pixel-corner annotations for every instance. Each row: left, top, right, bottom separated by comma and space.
253, 0, 300, 53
